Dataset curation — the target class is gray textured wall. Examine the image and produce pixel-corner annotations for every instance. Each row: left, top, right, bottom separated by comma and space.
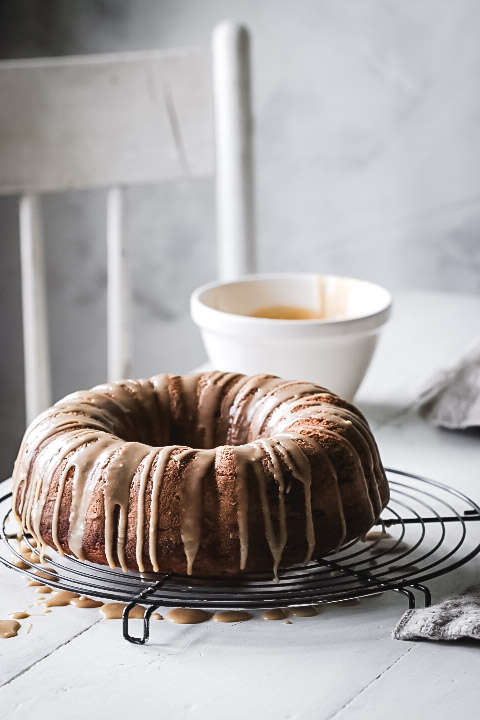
1, 0, 480, 477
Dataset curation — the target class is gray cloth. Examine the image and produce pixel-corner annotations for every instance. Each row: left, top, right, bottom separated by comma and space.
393, 595, 480, 641
418, 337, 480, 429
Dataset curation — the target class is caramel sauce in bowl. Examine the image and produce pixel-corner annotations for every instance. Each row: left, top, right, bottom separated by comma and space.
249, 305, 325, 320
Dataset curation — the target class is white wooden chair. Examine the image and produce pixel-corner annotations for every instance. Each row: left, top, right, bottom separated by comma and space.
0, 21, 256, 426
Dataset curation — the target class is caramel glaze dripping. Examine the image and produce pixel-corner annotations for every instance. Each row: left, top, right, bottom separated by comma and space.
174, 448, 216, 575
12, 372, 387, 578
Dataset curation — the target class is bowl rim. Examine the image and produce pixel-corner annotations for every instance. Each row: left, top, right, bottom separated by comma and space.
190, 273, 393, 339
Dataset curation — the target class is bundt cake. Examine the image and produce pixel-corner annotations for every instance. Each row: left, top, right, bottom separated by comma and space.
12, 372, 389, 578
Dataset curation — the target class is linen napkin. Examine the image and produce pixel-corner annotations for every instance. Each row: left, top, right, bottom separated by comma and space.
393, 593, 480, 642
395, 339, 480, 641
418, 337, 480, 429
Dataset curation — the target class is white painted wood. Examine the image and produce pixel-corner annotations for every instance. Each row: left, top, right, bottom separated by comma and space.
106, 186, 131, 381
0, 50, 214, 195
213, 21, 256, 280
333, 639, 480, 720
18, 195, 52, 424
0, 593, 408, 719
160, 52, 215, 177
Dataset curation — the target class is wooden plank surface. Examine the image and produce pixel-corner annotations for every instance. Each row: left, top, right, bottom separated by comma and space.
0, 290, 479, 718
0, 49, 214, 194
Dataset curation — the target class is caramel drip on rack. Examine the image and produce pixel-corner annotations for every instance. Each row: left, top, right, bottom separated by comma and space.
11, 372, 386, 578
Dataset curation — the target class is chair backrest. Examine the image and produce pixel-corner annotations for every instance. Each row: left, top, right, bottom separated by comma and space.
0, 21, 255, 424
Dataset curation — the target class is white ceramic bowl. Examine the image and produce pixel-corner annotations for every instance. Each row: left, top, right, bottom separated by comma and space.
190, 273, 392, 399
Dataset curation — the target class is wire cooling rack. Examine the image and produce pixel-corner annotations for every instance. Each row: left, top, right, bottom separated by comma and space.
1, 468, 480, 644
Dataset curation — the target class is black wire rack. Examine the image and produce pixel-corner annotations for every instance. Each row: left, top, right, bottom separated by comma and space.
1, 468, 480, 645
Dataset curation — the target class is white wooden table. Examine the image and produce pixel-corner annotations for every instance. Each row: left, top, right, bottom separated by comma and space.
1, 290, 479, 720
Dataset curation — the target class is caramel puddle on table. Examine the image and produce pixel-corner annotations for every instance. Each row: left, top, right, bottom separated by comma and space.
212, 610, 252, 623
287, 605, 319, 617
12, 607, 51, 619
166, 608, 211, 624
0, 620, 21, 639
100, 603, 146, 620
262, 608, 288, 621
37, 591, 79, 608
99, 604, 162, 620
70, 595, 103, 609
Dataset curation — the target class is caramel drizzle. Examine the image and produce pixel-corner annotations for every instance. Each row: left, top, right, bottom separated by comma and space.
174, 448, 216, 575
103, 442, 151, 571
12, 372, 386, 578
276, 398, 384, 515
148, 446, 174, 573
135, 449, 157, 572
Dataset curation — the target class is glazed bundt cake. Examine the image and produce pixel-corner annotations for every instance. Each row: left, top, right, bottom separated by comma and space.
12, 372, 389, 578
